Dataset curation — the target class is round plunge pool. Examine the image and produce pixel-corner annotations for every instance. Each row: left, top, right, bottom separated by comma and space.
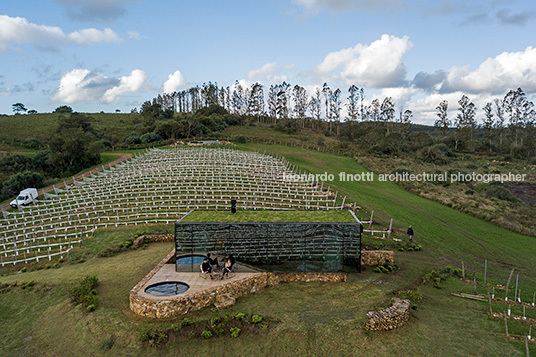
176, 254, 206, 265
144, 282, 190, 297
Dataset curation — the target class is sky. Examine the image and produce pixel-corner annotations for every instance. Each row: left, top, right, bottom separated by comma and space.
1, 0, 536, 124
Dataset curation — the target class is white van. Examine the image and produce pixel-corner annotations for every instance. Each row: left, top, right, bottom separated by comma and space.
10, 188, 38, 208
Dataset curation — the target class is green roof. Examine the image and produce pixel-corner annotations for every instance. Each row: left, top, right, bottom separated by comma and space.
179, 210, 360, 223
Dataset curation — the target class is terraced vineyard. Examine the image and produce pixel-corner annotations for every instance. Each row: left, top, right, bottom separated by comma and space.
0, 147, 339, 266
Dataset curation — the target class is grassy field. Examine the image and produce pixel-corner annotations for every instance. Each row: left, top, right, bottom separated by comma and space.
181, 209, 359, 223
0, 112, 140, 142
1, 142, 536, 355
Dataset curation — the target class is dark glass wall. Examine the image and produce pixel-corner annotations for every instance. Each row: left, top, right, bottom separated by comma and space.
175, 222, 361, 273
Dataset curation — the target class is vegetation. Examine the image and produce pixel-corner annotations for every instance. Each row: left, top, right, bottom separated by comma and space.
181, 210, 358, 223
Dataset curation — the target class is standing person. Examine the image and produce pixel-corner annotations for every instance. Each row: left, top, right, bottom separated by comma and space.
407, 225, 414, 243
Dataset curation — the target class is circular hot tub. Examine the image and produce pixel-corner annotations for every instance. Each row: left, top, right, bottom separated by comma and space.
144, 282, 190, 297
176, 254, 206, 265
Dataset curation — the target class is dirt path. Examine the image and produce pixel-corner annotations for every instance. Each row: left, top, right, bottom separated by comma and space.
1, 152, 133, 212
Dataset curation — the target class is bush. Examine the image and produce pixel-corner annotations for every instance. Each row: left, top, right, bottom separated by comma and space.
87, 304, 96, 312
234, 312, 246, 320
232, 135, 247, 143
20, 267, 27, 272
140, 132, 163, 144
1, 170, 45, 200
419, 145, 448, 164
124, 132, 141, 145
69, 275, 99, 309
26, 280, 35, 287
201, 330, 213, 339
252, 315, 263, 324
230, 327, 241, 338
181, 317, 193, 326
476, 182, 516, 201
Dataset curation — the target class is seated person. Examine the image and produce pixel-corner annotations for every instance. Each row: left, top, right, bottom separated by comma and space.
226, 254, 236, 269
221, 258, 233, 280
201, 258, 214, 279
206, 253, 220, 268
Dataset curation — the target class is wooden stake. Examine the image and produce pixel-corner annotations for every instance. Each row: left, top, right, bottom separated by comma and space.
484, 258, 487, 285
488, 294, 493, 315
525, 334, 530, 357
369, 210, 374, 229
474, 274, 478, 295
462, 260, 465, 279
504, 310, 509, 337
506, 268, 515, 301
515, 274, 519, 302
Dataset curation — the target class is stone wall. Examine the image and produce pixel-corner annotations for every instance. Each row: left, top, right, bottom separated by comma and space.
132, 234, 174, 248
129, 251, 347, 319
365, 298, 410, 331
361, 250, 394, 266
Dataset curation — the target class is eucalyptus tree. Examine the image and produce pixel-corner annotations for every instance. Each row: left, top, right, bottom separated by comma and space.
322, 83, 331, 120
482, 102, 495, 149
380, 97, 396, 134
329, 88, 342, 135
346, 85, 360, 121
249, 82, 265, 121
292, 84, 308, 127
434, 100, 450, 135
493, 98, 505, 147
276, 82, 291, 119
268, 85, 278, 123
308, 88, 322, 122
231, 81, 245, 115
455, 94, 476, 148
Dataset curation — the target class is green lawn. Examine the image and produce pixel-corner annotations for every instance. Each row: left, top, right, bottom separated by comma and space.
1, 143, 535, 355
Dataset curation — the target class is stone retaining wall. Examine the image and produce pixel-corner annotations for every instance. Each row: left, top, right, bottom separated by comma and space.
361, 250, 394, 266
365, 298, 410, 331
129, 250, 347, 318
132, 234, 174, 248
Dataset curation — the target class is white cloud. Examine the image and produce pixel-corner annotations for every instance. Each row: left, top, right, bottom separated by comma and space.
246, 62, 292, 84
0, 15, 121, 53
102, 70, 148, 103
162, 70, 187, 93
440, 46, 536, 94
127, 31, 142, 40
68, 28, 121, 45
52, 69, 148, 104
314, 34, 413, 88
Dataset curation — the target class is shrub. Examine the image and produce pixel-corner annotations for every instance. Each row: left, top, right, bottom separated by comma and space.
201, 330, 213, 339
181, 317, 193, 326
45, 264, 51, 269
252, 315, 263, 324
26, 280, 35, 287
232, 135, 247, 143
230, 327, 241, 338
69, 275, 99, 309
140, 132, 163, 144
20, 267, 27, 272
87, 304, 96, 312
234, 312, 246, 320
212, 322, 225, 337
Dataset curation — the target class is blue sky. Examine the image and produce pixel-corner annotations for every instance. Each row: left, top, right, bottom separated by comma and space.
1, 0, 536, 124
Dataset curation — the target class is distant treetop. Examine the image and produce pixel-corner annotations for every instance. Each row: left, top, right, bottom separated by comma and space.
53, 105, 73, 114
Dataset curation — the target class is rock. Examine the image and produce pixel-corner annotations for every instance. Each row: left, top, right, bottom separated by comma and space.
214, 294, 236, 309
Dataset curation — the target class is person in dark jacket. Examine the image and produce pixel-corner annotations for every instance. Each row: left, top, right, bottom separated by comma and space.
201, 258, 214, 279
206, 253, 220, 268
407, 225, 414, 243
